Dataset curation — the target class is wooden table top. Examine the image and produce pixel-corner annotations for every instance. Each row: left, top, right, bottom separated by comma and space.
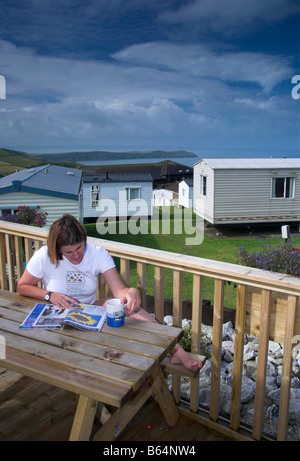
0, 289, 183, 409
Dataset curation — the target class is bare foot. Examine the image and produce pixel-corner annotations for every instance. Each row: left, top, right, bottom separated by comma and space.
170, 344, 203, 371
123, 308, 203, 371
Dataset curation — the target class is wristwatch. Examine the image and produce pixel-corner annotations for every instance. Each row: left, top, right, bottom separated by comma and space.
44, 291, 53, 302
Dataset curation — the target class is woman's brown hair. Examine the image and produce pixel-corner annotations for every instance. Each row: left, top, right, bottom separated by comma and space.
47, 214, 87, 265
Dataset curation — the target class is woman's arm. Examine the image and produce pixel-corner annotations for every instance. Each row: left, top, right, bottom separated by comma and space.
102, 267, 141, 314
17, 269, 78, 309
17, 269, 46, 299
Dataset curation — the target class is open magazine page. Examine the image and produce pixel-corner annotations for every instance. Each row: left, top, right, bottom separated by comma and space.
20, 303, 107, 331
20, 303, 62, 329
33, 304, 69, 328
64, 304, 107, 331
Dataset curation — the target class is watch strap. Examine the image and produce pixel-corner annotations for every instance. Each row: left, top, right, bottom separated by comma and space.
45, 291, 53, 301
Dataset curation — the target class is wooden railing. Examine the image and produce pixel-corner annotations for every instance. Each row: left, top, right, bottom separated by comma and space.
1, 220, 300, 441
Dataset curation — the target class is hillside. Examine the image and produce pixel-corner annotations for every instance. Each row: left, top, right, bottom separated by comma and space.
0, 147, 196, 178
0, 148, 80, 177
0, 148, 45, 176
31, 149, 197, 163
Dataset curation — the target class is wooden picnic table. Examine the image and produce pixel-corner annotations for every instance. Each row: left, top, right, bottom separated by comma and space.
0, 289, 183, 441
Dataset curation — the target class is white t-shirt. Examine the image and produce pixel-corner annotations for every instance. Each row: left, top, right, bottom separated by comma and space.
26, 242, 116, 304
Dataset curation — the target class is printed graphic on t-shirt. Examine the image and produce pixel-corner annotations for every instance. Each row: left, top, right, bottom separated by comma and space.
66, 271, 86, 296
67, 272, 84, 283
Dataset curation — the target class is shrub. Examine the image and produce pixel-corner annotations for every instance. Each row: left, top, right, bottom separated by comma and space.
180, 322, 211, 356
0, 205, 48, 227
235, 241, 300, 277
181, 324, 192, 352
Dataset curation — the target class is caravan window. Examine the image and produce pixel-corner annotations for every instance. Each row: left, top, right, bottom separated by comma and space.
126, 187, 140, 200
271, 177, 295, 199
200, 175, 207, 196
91, 185, 99, 208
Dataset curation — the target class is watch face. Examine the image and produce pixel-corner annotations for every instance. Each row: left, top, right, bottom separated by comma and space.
45, 293, 50, 301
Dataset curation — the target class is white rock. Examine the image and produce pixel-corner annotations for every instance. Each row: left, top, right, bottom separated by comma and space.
163, 315, 173, 326
222, 321, 235, 341
182, 318, 191, 328
244, 350, 257, 361
222, 340, 235, 355
269, 341, 282, 355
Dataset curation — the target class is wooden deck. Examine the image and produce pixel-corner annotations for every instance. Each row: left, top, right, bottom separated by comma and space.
0, 368, 233, 442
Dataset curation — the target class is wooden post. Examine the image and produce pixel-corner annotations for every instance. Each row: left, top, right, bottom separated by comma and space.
172, 270, 183, 402
154, 266, 164, 323
0, 233, 8, 290
14, 236, 24, 283
120, 258, 130, 286
150, 366, 180, 427
172, 270, 183, 328
137, 262, 146, 308
277, 295, 297, 440
210, 279, 224, 422
69, 395, 98, 441
230, 284, 247, 431
191, 274, 203, 354
252, 289, 271, 440
5, 234, 15, 292
24, 237, 33, 264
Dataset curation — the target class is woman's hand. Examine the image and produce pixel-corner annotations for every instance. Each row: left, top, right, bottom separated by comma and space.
17, 269, 77, 308
120, 287, 141, 315
48, 292, 79, 309
102, 268, 141, 315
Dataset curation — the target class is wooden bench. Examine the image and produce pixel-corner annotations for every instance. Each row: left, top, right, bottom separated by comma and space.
161, 352, 206, 413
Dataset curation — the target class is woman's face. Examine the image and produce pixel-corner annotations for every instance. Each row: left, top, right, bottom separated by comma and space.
60, 241, 86, 265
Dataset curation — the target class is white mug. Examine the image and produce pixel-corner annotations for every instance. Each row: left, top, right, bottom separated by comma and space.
106, 298, 125, 327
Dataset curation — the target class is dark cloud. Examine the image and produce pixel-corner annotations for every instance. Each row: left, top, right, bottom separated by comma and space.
0, 0, 299, 154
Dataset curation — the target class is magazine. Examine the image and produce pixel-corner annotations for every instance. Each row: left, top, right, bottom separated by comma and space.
20, 303, 107, 331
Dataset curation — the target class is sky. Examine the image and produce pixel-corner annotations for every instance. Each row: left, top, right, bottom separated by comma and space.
0, 0, 299, 158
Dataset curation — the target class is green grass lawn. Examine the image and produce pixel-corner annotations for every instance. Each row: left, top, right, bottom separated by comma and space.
85, 209, 300, 309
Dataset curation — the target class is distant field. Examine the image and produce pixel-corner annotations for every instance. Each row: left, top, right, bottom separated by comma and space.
0, 148, 81, 177
0, 160, 26, 175
0, 148, 44, 176
85, 210, 300, 309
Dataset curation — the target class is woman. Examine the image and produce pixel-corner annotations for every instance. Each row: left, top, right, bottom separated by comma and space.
17, 214, 202, 371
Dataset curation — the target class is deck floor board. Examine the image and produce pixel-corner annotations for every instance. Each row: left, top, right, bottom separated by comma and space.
0, 369, 232, 442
